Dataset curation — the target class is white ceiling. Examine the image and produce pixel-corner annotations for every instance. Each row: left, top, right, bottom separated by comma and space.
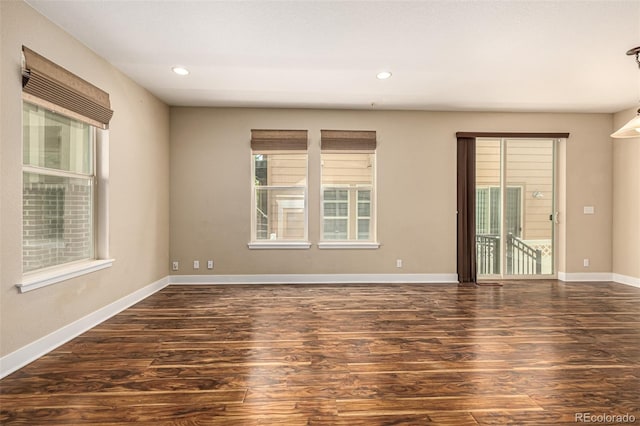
26, 0, 640, 113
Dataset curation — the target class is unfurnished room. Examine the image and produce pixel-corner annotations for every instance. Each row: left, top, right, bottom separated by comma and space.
1, 0, 639, 424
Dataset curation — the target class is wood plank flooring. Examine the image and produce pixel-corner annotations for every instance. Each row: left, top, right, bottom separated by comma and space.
1, 281, 639, 425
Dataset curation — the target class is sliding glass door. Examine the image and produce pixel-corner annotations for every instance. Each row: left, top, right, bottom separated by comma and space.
476, 138, 556, 278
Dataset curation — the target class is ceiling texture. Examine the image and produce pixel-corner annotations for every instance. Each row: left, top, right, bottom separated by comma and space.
26, 0, 640, 113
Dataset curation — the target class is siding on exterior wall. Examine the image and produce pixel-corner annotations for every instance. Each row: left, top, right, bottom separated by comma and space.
265, 155, 307, 187
322, 154, 373, 186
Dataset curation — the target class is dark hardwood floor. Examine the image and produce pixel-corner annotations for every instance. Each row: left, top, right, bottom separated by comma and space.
1, 281, 639, 425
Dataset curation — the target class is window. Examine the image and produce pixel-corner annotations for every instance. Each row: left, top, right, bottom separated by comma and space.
323, 188, 349, 239
250, 130, 309, 248
23, 103, 96, 272
18, 46, 113, 292
476, 186, 522, 237
253, 153, 307, 241
320, 130, 377, 247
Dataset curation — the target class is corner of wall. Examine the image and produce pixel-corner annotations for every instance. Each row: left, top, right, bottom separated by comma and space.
612, 108, 640, 281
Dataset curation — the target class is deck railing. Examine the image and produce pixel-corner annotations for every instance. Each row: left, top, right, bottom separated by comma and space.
506, 233, 542, 275
476, 234, 500, 275
476, 233, 542, 275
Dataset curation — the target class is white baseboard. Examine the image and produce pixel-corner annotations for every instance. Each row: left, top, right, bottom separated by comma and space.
558, 271, 640, 288
613, 273, 640, 289
558, 272, 613, 282
0, 276, 169, 379
170, 273, 459, 285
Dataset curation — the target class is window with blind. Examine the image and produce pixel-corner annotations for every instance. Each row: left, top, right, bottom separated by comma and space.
18, 46, 113, 292
250, 130, 309, 248
23, 103, 96, 272
320, 130, 378, 246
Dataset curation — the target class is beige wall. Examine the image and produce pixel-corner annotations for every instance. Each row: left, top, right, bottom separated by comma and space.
612, 107, 640, 280
170, 107, 613, 276
0, 1, 170, 356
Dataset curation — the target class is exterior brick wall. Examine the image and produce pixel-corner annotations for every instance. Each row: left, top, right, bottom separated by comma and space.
23, 181, 93, 272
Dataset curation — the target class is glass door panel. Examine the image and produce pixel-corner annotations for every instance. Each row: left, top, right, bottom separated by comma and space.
476, 139, 502, 276
505, 139, 555, 276
476, 138, 556, 278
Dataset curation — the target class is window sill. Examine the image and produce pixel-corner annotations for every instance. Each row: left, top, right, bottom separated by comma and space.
317, 241, 380, 249
248, 242, 312, 250
17, 259, 115, 293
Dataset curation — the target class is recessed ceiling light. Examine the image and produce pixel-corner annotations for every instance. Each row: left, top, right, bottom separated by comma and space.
376, 71, 392, 80
172, 66, 190, 76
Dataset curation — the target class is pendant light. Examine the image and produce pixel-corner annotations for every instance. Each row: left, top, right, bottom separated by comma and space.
611, 46, 640, 138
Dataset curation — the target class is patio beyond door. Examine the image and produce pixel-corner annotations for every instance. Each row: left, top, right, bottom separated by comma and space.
476, 138, 556, 278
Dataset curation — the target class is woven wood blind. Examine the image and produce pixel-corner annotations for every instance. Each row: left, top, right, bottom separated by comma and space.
250, 129, 308, 151
321, 130, 376, 151
22, 46, 114, 129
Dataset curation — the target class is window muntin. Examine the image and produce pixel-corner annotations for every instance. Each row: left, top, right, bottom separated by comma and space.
22, 102, 96, 273
321, 152, 375, 242
252, 153, 308, 242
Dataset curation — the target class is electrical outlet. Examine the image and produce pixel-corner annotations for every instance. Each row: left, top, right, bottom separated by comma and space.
193, 260, 200, 269
172, 261, 179, 271
207, 260, 214, 269
396, 259, 403, 268
583, 258, 590, 267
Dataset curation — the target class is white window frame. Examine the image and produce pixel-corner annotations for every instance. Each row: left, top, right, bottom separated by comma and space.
248, 151, 310, 249
17, 103, 112, 293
